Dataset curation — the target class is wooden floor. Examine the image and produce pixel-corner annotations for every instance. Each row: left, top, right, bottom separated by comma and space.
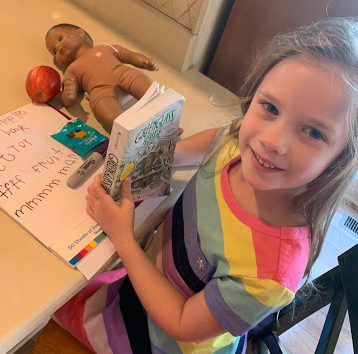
280, 306, 353, 353
14, 320, 92, 354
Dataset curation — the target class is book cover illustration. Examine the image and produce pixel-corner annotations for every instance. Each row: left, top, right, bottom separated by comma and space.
102, 84, 185, 202
118, 121, 179, 202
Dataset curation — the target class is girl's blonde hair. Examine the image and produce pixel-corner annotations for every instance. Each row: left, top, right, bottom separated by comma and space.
231, 17, 358, 274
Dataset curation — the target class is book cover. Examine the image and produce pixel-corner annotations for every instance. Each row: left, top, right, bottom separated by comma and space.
102, 82, 185, 202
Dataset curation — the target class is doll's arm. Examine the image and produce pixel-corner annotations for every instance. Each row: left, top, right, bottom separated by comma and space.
61, 69, 80, 107
112, 44, 159, 71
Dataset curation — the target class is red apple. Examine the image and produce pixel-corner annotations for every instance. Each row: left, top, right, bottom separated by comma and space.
26, 65, 61, 103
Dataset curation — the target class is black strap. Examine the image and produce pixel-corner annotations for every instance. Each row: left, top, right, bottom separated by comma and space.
120, 276, 152, 354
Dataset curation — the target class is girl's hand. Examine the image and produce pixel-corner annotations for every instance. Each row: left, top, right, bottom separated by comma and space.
86, 174, 135, 248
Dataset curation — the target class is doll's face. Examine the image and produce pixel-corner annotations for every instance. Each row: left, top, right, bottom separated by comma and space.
46, 26, 87, 68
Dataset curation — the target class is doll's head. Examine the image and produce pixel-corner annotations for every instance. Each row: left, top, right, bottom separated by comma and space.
237, 17, 358, 271
45, 23, 93, 69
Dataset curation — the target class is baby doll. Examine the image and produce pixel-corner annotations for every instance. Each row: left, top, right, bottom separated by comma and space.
45, 23, 159, 133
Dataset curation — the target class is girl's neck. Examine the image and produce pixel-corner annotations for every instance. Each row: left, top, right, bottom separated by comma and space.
229, 162, 306, 227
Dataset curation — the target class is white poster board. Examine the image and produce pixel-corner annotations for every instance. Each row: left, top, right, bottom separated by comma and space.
0, 103, 105, 268
0, 103, 168, 278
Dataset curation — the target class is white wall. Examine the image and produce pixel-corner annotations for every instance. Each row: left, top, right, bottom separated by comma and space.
68, 0, 231, 71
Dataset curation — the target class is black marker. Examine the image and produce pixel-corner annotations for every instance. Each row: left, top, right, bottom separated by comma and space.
67, 140, 108, 189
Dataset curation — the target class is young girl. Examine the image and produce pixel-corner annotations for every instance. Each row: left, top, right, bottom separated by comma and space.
57, 17, 358, 353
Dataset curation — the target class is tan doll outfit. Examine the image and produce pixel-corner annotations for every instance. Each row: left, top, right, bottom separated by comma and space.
63, 44, 147, 115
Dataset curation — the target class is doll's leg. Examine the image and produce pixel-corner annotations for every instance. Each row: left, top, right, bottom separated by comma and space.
127, 75, 153, 100
91, 97, 123, 133
116, 66, 152, 100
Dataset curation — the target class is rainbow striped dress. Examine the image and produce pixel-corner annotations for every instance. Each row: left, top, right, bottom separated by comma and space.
146, 137, 310, 353
55, 136, 310, 354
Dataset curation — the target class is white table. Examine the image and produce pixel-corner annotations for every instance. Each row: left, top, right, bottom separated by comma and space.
0, 1, 241, 353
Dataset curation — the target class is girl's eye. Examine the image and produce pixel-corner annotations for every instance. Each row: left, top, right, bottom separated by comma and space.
303, 127, 324, 141
53, 48, 56, 55
59, 35, 63, 41
262, 102, 279, 116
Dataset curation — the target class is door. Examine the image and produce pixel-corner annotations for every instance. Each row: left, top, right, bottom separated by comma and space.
207, 0, 358, 93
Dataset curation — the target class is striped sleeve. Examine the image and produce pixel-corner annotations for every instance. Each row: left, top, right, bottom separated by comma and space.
204, 275, 294, 336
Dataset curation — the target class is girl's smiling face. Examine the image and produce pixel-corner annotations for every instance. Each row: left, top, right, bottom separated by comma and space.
238, 56, 349, 194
